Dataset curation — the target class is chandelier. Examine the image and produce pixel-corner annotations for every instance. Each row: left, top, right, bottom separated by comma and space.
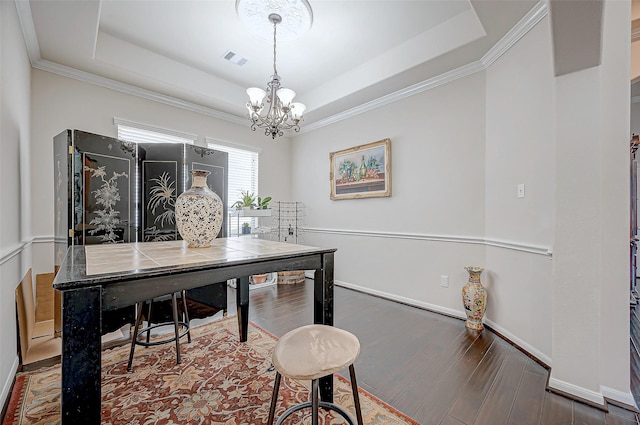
244, 13, 306, 139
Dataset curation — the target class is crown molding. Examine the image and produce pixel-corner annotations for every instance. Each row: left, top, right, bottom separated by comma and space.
14, 1, 247, 126
300, 60, 486, 134
303, 1, 548, 134
15, 0, 548, 136
14, 0, 41, 64
31, 58, 248, 125
481, 1, 548, 68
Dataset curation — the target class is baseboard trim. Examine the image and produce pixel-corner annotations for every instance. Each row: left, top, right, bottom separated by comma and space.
482, 318, 552, 367
320, 274, 635, 410
548, 377, 606, 408
1, 356, 20, 419
331, 277, 552, 366
334, 278, 466, 321
601, 386, 639, 411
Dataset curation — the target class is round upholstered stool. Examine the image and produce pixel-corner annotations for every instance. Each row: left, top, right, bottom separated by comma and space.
127, 290, 191, 371
267, 324, 364, 425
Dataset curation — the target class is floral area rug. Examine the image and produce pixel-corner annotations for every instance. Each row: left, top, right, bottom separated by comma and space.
2, 317, 419, 425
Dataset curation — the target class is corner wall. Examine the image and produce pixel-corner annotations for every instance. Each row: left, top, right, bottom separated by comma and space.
291, 4, 631, 406
0, 0, 33, 408
292, 19, 556, 365
550, 0, 632, 406
484, 14, 555, 361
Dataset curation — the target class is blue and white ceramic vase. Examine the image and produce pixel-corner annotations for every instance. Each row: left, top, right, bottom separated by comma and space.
175, 170, 223, 248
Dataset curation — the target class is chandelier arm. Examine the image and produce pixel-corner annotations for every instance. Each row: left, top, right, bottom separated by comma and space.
250, 114, 298, 131
250, 113, 273, 128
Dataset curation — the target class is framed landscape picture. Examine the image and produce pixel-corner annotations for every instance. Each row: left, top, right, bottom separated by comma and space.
330, 138, 391, 200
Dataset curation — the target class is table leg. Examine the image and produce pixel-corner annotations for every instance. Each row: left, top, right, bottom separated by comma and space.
315, 252, 334, 402
61, 286, 102, 425
236, 276, 250, 342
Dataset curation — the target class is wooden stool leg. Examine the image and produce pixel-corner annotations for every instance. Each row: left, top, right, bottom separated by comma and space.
311, 379, 319, 425
349, 365, 364, 425
127, 301, 145, 371
267, 371, 282, 425
181, 290, 191, 343
171, 293, 181, 364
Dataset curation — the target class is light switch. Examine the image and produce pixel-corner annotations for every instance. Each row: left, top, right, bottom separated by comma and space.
517, 184, 525, 198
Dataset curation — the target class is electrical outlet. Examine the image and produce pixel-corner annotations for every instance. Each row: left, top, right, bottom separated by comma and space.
440, 275, 449, 288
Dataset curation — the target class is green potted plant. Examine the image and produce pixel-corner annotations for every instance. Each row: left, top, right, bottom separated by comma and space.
232, 190, 257, 211
257, 196, 272, 210
241, 222, 251, 234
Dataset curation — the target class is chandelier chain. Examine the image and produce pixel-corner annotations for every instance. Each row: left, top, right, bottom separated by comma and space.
273, 20, 278, 76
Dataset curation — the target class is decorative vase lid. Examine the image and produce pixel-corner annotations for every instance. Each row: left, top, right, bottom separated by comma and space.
465, 266, 484, 273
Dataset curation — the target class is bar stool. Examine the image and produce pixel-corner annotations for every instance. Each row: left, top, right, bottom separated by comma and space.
267, 324, 364, 425
127, 290, 191, 371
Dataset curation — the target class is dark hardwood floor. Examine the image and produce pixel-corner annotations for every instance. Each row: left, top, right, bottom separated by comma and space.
231, 280, 639, 425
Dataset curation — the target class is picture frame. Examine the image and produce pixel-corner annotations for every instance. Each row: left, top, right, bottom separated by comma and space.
330, 138, 391, 200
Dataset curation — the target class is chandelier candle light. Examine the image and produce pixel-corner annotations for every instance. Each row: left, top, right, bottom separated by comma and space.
243, 10, 308, 139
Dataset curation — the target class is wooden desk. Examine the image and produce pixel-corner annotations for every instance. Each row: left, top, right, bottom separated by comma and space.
53, 238, 336, 424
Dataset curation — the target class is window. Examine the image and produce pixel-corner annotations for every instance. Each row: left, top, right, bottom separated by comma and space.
114, 118, 197, 145
112, 119, 260, 237
206, 138, 260, 235
114, 118, 198, 240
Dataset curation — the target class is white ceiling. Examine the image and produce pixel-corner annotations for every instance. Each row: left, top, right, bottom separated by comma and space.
17, 0, 540, 129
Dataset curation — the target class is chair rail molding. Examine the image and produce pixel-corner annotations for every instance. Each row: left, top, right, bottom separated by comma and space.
1, 242, 30, 266
303, 227, 552, 257
0, 236, 54, 266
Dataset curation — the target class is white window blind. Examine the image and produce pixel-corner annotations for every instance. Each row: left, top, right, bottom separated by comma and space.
207, 140, 260, 235
114, 119, 197, 240
114, 118, 197, 144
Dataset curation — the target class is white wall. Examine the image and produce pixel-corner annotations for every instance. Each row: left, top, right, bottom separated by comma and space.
549, 1, 633, 404
0, 0, 32, 409
599, 0, 632, 402
292, 22, 557, 366
292, 72, 487, 318
548, 0, 631, 407
29, 69, 293, 275
291, 5, 632, 406
484, 17, 555, 361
